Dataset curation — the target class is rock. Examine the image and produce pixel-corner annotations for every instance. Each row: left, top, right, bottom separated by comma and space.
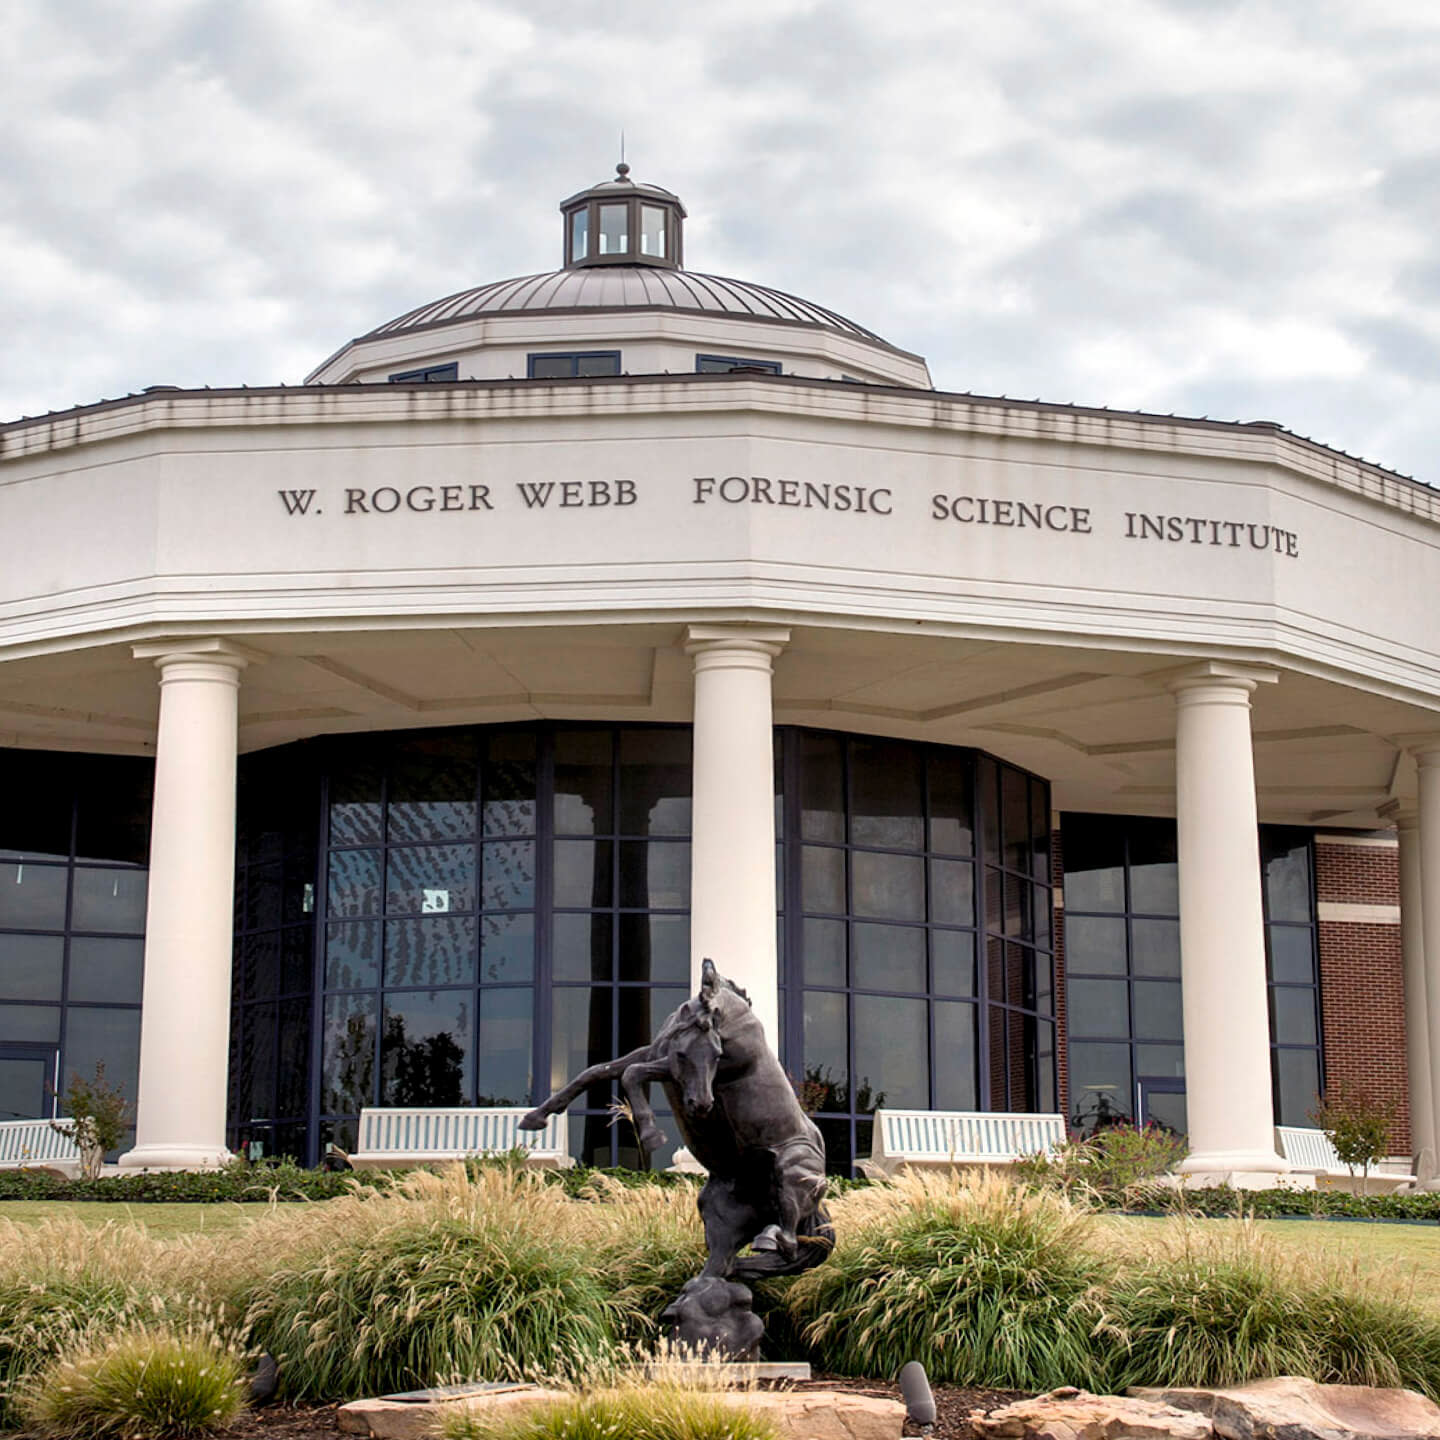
338, 1384, 903, 1440
717, 1389, 905, 1440
337, 1385, 566, 1439
1131, 1376, 1440, 1439
971, 1388, 1211, 1439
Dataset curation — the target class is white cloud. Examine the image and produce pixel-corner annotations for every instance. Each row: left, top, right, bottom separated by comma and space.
3, 1, 1440, 482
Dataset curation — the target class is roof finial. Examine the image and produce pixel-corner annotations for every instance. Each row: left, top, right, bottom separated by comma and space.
616, 131, 629, 180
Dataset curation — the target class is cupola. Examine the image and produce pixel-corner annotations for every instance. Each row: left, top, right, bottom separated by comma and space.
559, 164, 686, 270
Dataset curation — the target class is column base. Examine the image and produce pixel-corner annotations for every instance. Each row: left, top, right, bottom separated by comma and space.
1177, 1150, 1289, 1190
118, 1143, 233, 1172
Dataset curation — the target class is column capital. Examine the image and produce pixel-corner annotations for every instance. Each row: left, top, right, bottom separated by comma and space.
1380, 797, 1421, 829
1153, 659, 1280, 697
133, 637, 265, 672
683, 624, 790, 666
1393, 732, 1440, 763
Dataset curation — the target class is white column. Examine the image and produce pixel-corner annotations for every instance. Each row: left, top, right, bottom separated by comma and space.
120, 639, 255, 1171
685, 624, 789, 1046
1415, 746, 1440, 1190
1382, 798, 1436, 1186
1168, 661, 1286, 1183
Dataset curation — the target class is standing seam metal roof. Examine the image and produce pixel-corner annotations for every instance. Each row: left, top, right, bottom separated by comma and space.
363, 266, 901, 350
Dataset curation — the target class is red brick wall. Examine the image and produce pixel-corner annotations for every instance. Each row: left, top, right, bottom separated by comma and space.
1314, 840, 1409, 1154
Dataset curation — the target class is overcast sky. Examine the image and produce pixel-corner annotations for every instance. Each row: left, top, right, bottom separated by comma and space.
5, 1, 1440, 481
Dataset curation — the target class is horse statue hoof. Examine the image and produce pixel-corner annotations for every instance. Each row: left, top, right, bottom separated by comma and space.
518, 1109, 547, 1131
750, 1223, 782, 1253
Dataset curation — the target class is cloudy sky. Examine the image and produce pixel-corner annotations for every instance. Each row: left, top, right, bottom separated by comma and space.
5, 1, 1440, 481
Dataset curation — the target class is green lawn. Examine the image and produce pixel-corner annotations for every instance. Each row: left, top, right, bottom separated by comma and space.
0, 1201, 307, 1238
1104, 1214, 1440, 1307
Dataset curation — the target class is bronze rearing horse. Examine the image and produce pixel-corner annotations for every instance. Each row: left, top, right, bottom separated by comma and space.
521, 958, 833, 1281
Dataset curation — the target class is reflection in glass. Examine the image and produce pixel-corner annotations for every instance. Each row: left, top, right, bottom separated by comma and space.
1069, 1040, 1133, 1129
929, 859, 974, 926
854, 995, 926, 1109
1068, 978, 1128, 1038
929, 749, 973, 856
0, 1002, 61, 1044
478, 986, 532, 1104
67, 937, 143, 1005
326, 921, 380, 990
1132, 979, 1183, 1041
553, 913, 612, 982
481, 912, 534, 983
1061, 815, 1125, 911
619, 842, 689, 909
384, 915, 476, 988
931, 929, 975, 995
851, 923, 924, 993
554, 840, 613, 909
851, 740, 922, 849
1064, 916, 1126, 975
934, 1000, 977, 1108
0, 933, 64, 1001
552, 986, 613, 1095
640, 205, 666, 257
1268, 925, 1315, 984
801, 846, 845, 914
1129, 822, 1179, 914
328, 849, 382, 918
800, 734, 844, 843
481, 840, 535, 909
1264, 835, 1311, 922
484, 733, 537, 837
0, 863, 67, 930
554, 731, 613, 834
803, 990, 847, 1108
63, 1006, 141, 1114
1002, 769, 1030, 872
328, 756, 382, 847
1276, 1047, 1321, 1125
803, 918, 846, 987
1131, 919, 1180, 977
618, 913, 689, 984
851, 851, 923, 921
71, 868, 148, 934
619, 730, 690, 835
571, 208, 589, 261
382, 991, 471, 1106
387, 734, 477, 844
386, 845, 477, 915
1270, 986, 1318, 1046
322, 995, 375, 1113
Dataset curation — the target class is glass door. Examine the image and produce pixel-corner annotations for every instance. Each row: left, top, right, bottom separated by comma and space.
0, 1042, 58, 1122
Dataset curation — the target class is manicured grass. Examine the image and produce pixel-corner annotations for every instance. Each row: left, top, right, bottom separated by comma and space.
0, 1201, 304, 1237
1102, 1214, 1440, 1308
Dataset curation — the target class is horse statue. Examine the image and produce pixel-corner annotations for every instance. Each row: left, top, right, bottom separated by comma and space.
520, 958, 834, 1355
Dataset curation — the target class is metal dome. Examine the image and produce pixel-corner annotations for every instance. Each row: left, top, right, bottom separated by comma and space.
363, 266, 901, 350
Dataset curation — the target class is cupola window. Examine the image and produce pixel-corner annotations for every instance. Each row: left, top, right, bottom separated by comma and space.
560, 164, 685, 271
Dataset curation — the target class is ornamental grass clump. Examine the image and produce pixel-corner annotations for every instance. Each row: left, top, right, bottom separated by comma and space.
0, 1217, 224, 1427
1100, 1217, 1440, 1397
784, 1171, 1114, 1390
440, 1384, 780, 1440
17, 1327, 245, 1440
238, 1164, 689, 1399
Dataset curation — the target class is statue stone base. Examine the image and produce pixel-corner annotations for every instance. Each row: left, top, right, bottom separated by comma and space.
659, 1275, 764, 1362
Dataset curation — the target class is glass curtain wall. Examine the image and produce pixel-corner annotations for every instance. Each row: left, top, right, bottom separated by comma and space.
1062, 814, 1321, 1133
781, 733, 1054, 1172
0, 749, 152, 1151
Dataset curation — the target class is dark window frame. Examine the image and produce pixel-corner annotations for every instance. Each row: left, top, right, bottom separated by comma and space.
525, 351, 623, 380
387, 363, 459, 383
695, 354, 782, 375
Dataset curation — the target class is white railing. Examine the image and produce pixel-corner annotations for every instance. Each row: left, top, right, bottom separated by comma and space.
351, 1107, 572, 1169
861, 1109, 1066, 1177
0, 1118, 82, 1169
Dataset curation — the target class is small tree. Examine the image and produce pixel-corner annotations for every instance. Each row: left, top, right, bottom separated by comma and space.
1311, 1085, 1394, 1196
50, 1063, 133, 1180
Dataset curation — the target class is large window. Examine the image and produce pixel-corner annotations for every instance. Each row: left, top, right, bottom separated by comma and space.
1062, 815, 1320, 1133
781, 734, 1054, 1172
0, 750, 152, 1151
696, 355, 782, 374
388, 363, 459, 383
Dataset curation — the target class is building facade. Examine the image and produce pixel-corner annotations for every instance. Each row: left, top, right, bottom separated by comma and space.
2, 170, 1438, 1181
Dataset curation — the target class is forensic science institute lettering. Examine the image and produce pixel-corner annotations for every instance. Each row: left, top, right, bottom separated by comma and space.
275, 476, 1302, 558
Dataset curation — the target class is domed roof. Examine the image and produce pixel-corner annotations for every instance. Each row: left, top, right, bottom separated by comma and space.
362, 266, 899, 350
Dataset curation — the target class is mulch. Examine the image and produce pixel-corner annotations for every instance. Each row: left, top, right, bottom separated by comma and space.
215, 1380, 1032, 1440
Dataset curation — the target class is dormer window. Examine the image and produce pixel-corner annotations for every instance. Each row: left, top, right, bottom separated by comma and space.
560, 164, 685, 270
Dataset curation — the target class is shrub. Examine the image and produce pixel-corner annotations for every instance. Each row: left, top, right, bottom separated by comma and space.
49, 1065, 134, 1181
782, 1172, 1113, 1389
1015, 1123, 1187, 1207
441, 1385, 780, 1440
17, 1328, 244, 1440
238, 1166, 690, 1399
1311, 1086, 1396, 1196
